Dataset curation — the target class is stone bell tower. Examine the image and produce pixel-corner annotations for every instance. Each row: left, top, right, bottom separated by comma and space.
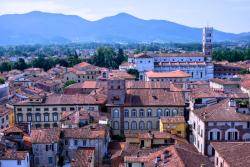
203, 27, 213, 62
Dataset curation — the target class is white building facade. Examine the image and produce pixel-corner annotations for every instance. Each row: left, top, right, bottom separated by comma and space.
129, 27, 214, 81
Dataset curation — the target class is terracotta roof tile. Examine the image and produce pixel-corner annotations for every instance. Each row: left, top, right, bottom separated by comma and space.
192, 99, 250, 122
0, 149, 28, 160
125, 89, 185, 106
71, 147, 95, 167
31, 128, 61, 144
63, 127, 106, 139
146, 70, 191, 78
211, 142, 250, 167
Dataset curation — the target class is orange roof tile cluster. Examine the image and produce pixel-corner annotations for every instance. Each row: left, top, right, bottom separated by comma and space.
191, 87, 225, 99
108, 70, 136, 80
241, 80, 250, 90
146, 70, 191, 78
71, 147, 95, 167
193, 99, 250, 122
126, 81, 170, 90
0, 149, 28, 160
16, 93, 107, 105
3, 126, 24, 134
63, 127, 106, 139
162, 144, 213, 167
211, 142, 250, 167
125, 89, 185, 106
160, 116, 185, 124
31, 128, 61, 144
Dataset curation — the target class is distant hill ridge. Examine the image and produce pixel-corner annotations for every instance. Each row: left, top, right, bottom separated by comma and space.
0, 11, 249, 45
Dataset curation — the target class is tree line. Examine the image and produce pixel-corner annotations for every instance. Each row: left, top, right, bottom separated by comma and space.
212, 48, 250, 62
0, 47, 127, 72
0, 55, 81, 72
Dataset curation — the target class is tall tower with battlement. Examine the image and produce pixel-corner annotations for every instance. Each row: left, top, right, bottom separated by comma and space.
203, 27, 213, 62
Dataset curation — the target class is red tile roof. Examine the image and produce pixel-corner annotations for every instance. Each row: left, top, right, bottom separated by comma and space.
63, 127, 106, 139
71, 147, 95, 167
211, 142, 250, 167
146, 70, 191, 78
192, 99, 250, 122
124, 89, 185, 106
31, 128, 61, 144
0, 149, 28, 160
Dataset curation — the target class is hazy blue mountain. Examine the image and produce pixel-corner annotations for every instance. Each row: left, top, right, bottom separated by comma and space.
0, 11, 249, 45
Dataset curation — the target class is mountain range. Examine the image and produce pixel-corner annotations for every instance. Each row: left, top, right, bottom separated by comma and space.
0, 11, 249, 45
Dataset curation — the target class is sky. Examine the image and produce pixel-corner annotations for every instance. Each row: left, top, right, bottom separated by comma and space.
0, 0, 250, 33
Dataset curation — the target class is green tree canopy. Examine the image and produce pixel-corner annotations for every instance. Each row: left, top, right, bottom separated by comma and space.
14, 58, 29, 71
0, 77, 5, 84
64, 80, 76, 88
89, 47, 127, 69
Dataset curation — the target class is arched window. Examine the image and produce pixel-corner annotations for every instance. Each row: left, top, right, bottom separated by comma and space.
124, 109, 129, 118
131, 109, 137, 118
139, 109, 144, 117
131, 121, 137, 130
225, 129, 239, 141
208, 129, 221, 141
147, 121, 152, 130
147, 109, 152, 117
243, 133, 250, 141
35, 113, 41, 122
172, 109, 178, 116
112, 109, 120, 118
164, 109, 170, 117
27, 113, 32, 122
124, 121, 129, 130
113, 121, 119, 130
157, 109, 162, 117
139, 121, 145, 130
52, 113, 58, 122
44, 113, 49, 122
17, 113, 23, 122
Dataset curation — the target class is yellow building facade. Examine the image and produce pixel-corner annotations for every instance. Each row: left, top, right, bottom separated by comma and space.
160, 116, 187, 138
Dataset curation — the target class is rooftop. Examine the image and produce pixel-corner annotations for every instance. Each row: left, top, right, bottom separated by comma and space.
146, 70, 191, 79
126, 81, 170, 90
0, 149, 28, 160
16, 93, 107, 106
31, 128, 61, 144
63, 126, 106, 139
211, 142, 250, 167
125, 89, 185, 107
134, 52, 204, 58
192, 99, 250, 122
71, 147, 95, 167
